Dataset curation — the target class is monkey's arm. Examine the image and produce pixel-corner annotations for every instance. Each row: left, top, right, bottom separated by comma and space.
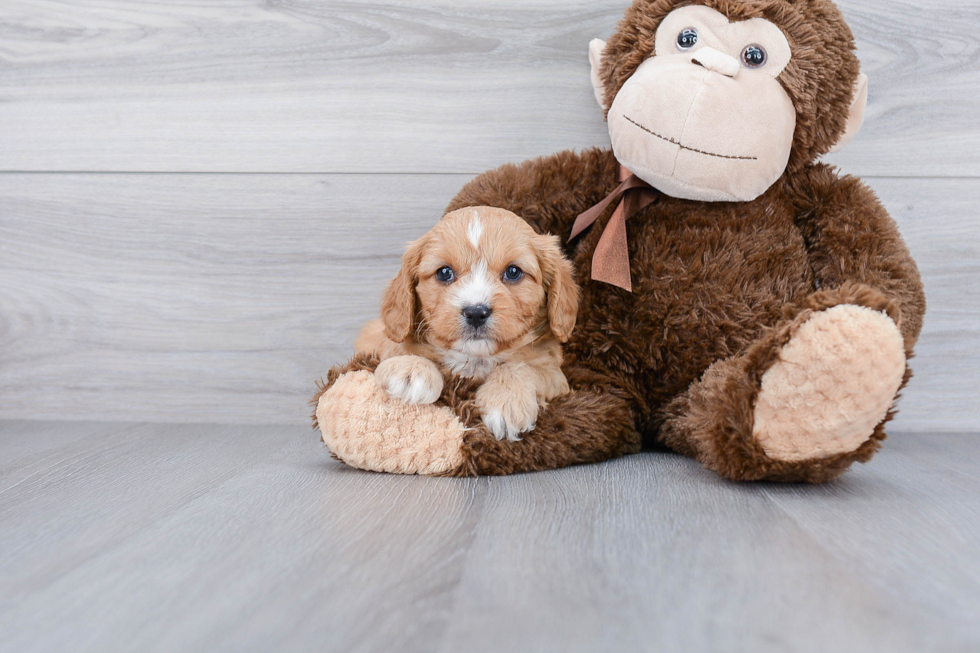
790, 164, 926, 349
445, 148, 618, 242
450, 367, 642, 476
314, 355, 642, 476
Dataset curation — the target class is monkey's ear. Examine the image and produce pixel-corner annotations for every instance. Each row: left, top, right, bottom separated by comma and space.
380, 237, 423, 343
829, 73, 869, 153
589, 39, 608, 111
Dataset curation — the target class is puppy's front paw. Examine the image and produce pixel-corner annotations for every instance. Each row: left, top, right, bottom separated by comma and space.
375, 355, 444, 405
476, 385, 538, 442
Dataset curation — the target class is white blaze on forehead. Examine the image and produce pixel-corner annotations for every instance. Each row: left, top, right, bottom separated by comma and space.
453, 259, 494, 308
467, 212, 483, 248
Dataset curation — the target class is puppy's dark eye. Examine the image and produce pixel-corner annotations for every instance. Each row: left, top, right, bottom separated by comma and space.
677, 28, 698, 50
435, 266, 455, 283
503, 265, 524, 283
741, 44, 767, 68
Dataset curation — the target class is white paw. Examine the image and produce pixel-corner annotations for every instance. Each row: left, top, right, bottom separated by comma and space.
481, 408, 536, 441
375, 356, 444, 405
477, 388, 538, 442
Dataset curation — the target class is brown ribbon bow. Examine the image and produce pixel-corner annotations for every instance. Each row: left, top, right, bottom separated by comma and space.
569, 163, 660, 292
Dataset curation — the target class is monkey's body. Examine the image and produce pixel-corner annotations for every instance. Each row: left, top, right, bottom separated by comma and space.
466, 149, 814, 416
437, 148, 922, 481
314, 0, 926, 482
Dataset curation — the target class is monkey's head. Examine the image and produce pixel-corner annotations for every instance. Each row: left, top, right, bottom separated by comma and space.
591, 0, 867, 202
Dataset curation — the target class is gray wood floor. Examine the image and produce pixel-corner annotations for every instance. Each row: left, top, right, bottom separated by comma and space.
1, 420, 978, 653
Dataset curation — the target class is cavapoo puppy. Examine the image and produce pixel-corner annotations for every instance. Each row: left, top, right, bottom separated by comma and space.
355, 206, 579, 440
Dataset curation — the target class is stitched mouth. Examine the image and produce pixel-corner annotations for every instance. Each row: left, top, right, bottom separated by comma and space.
623, 115, 757, 161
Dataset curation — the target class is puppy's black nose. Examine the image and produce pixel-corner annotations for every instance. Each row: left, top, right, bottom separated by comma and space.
462, 304, 492, 328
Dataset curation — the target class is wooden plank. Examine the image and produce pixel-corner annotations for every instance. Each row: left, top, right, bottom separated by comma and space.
0, 423, 302, 599
0, 421, 488, 653
439, 452, 966, 652
871, 179, 980, 431
760, 432, 980, 649
0, 420, 126, 483
0, 0, 976, 176
0, 172, 465, 424
0, 173, 975, 429
1, 422, 977, 651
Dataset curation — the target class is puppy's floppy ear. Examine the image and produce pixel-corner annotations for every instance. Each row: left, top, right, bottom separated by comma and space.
381, 236, 425, 343
536, 234, 580, 343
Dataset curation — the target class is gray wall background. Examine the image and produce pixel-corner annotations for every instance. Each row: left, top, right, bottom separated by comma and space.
0, 0, 976, 429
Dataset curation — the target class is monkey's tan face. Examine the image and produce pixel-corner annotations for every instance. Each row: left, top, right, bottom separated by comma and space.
604, 6, 797, 202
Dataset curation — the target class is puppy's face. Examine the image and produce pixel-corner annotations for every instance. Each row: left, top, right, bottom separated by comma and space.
381, 207, 578, 356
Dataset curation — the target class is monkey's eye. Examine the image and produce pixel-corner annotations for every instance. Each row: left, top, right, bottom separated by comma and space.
502, 265, 524, 283
741, 44, 767, 68
435, 266, 455, 283
676, 28, 698, 50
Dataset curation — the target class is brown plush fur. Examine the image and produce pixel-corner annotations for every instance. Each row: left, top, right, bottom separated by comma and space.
437, 143, 924, 481
315, 354, 643, 475
315, 0, 926, 482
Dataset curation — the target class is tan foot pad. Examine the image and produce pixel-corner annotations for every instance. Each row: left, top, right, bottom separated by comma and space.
753, 305, 906, 462
316, 370, 465, 475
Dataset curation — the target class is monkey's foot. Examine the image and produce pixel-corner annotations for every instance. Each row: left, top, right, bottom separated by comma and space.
753, 305, 906, 462
316, 370, 466, 475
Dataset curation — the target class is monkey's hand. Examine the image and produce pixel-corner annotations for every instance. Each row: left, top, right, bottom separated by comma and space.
476, 364, 539, 441
374, 355, 444, 405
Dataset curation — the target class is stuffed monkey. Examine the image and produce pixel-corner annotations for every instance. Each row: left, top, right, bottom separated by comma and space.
314, 0, 925, 483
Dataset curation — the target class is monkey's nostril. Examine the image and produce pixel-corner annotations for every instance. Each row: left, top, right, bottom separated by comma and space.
690, 47, 740, 78
462, 304, 492, 328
